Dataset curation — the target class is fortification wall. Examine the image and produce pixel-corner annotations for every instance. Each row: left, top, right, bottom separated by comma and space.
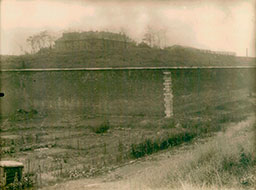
0, 69, 255, 118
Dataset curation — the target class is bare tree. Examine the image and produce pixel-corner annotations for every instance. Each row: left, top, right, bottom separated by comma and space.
26, 31, 57, 53
161, 28, 167, 48
119, 28, 132, 48
143, 26, 168, 48
155, 28, 167, 48
143, 26, 154, 47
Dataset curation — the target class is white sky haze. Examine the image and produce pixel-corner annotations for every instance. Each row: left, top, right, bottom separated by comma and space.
1, 0, 255, 56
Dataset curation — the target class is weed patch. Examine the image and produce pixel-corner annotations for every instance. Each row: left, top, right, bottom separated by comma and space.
9, 109, 38, 121
130, 118, 217, 158
91, 121, 110, 134
130, 131, 196, 158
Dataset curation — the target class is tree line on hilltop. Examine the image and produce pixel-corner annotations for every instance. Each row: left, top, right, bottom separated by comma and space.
22, 26, 169, 54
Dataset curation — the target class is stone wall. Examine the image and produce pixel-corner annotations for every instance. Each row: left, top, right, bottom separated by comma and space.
0, 69, 255, 118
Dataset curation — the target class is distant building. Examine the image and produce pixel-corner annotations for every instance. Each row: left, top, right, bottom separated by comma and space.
200, 49, 236, 56
165, 45, 236, 56
54, 31, 136, 51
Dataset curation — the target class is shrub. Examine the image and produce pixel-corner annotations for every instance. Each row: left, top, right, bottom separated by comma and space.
22, 173, 34, 188
239, 150, 252, 169
9, 109, 38, 121
130, 131, 196, 158
91, 121, 110, 134
130, 115, 249, 159
4, 173, 34, 190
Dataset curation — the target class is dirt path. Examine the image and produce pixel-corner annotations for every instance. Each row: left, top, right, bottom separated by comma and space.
40, 116, 255, 190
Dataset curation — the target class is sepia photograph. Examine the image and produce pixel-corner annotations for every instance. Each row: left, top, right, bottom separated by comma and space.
0, 0, 255, 189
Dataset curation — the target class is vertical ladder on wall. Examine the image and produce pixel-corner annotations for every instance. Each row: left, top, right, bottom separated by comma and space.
163, 71, 173, 118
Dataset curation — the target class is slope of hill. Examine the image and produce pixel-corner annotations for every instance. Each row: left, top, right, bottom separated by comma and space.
1, 45, 255, 69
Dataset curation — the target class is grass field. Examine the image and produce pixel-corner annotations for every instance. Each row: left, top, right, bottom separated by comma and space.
0, 86, 254, 189
37, 104, 255, 190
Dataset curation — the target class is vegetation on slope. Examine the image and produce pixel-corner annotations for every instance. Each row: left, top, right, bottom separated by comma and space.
165, 117, 256, 190
1, 45, 255, 69
117, 117, 256, 190
1, 92, 254, 188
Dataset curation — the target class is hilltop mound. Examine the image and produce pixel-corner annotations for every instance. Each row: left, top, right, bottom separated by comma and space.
1, 45, 255, 69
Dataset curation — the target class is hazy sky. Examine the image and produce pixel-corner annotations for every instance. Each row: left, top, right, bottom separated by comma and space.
1, 0, 255, 56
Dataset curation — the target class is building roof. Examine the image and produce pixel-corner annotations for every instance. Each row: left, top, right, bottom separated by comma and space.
0, 161, 24, 167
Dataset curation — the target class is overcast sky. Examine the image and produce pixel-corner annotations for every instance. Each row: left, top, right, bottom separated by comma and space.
1, 0, 255, 56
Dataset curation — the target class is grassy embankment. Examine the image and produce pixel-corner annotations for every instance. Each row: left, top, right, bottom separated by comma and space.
125, 116, 256, 190
1, 46, 255, 69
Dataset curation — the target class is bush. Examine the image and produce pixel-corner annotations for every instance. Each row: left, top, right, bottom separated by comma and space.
91, 121, 110, 134
130, 115, 250, 159
22, 173, 34, 188
9, 109, 38, 121
4, 173, 34, 190
130, 131, 196, 158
